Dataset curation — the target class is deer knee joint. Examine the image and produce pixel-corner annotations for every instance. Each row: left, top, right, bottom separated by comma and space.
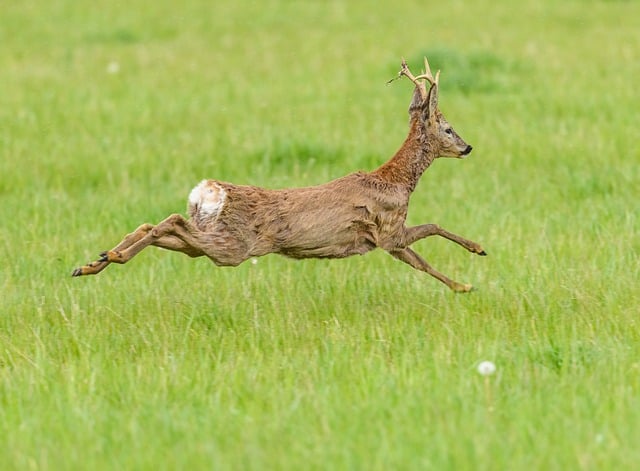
167, 214, 186, 225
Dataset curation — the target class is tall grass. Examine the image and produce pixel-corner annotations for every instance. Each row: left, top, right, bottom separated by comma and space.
1, 0, 639, 469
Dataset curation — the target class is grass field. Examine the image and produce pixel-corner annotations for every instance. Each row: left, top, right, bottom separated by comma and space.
1, 0, 639, 469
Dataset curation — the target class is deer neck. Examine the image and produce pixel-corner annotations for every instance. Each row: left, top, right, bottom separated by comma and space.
373, 119, 437, 192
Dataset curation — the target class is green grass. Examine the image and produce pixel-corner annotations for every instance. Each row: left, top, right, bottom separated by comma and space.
1, 0, 639, 469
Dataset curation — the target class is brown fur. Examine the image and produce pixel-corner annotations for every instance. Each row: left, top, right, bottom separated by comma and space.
72, 59, 486, 292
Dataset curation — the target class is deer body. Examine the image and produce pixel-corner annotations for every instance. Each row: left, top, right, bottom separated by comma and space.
187, 171, 408, 264
72, 58, 486, 292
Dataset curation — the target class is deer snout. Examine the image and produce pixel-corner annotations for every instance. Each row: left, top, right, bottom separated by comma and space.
462, 145, 473, 156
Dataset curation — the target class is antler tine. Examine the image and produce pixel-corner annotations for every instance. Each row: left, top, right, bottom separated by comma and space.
420, 56, 440, 87
397, 58, 428, 100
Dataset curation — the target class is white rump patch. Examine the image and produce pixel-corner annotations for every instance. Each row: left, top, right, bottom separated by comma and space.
188, 180, 226, 219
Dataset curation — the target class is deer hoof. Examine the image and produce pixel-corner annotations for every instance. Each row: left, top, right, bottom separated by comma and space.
71, 267, 83, 277
452, 283, 474, 293
479, 250, 487, 256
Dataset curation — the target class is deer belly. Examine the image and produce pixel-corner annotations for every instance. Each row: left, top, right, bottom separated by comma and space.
277, 220, 378, 259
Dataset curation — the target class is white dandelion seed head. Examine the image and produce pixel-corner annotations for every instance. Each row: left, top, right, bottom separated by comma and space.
251, 258, 258, 265
107, 61, 120, 74
477, 361, 496, 376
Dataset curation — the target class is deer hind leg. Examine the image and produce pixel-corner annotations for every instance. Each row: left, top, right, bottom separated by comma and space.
404, 224, 487, 256
101, 214, 205, 263
72, 215, 205, 277
388, 247, 473, 293
72, 223, 155, 276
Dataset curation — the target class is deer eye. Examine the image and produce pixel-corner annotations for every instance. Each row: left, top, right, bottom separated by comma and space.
445, 128, 453, 135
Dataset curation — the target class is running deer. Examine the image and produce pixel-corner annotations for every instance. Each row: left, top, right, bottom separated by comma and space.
72, 58, 486, 292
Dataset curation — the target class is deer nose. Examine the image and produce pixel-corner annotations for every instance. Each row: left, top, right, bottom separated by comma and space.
463, 145, 473, 155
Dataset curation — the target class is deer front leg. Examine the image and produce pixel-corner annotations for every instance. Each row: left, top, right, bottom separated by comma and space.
388, 247, 474, 293
404, 224, 487, 255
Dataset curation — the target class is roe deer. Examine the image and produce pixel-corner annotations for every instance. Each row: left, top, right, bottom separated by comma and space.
72, 58, 486, 292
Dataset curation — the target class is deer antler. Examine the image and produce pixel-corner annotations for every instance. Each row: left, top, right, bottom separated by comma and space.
421, 56, 440, 88
390, 57, 441, 101
396, 58, 427, 100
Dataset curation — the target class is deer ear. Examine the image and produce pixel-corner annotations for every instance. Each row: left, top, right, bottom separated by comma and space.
408, 85, 422, 115
422, 83, 439, 121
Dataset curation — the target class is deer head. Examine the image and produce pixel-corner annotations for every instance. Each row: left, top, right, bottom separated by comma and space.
398, 58, 472, 158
